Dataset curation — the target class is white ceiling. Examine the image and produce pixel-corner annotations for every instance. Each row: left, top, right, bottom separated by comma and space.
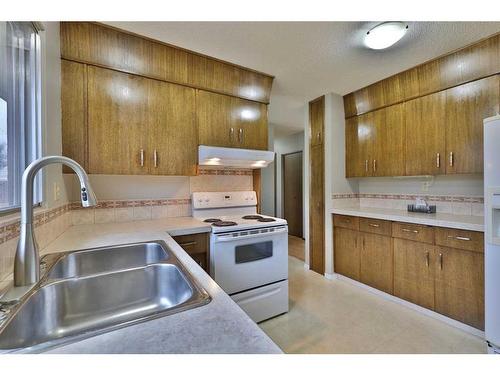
106, 22, 500, 130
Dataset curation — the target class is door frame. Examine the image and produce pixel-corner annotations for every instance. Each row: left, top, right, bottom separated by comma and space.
281, 150, 304, 239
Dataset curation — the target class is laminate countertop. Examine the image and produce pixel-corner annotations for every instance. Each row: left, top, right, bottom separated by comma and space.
15, 217, 282, 354
331, 206, 484, 232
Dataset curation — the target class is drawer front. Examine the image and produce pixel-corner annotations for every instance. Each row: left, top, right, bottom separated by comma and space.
172, 233, 209, 254
359, 217, 392, 236
435, 228, 484, 253
392, 222, 435, 244
333, 214, 359, 230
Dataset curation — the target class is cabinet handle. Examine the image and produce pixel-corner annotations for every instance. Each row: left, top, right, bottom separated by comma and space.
447, 235, 471, 241
316, 132, 321, 142
153, 149, 158, 168
365, 160, 369, 172
436, 153, 440, 168
140, 149, 144, 167
449, 151, 454, 167
230, 127, 234, 142
425, 251, 429, 268
238, 128, 243, 144
439, 253, 443, 270
368, 223, 380, 228
402, 228, 419, 234
373, 159, 377, 172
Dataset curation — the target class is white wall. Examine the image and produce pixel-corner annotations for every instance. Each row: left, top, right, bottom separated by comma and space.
41, 22, 71, 209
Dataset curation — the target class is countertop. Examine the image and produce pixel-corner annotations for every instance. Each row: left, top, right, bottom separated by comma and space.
20, 217, 282, 354
331, 206, 484, 232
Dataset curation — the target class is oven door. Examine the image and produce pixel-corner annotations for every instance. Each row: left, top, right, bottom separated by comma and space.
211, 225, 288, 295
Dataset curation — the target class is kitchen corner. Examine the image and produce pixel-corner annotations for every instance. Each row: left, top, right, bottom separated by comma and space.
2, 217, 281, 354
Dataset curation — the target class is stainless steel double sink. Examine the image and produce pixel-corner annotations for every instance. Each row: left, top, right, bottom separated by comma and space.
0, 241, 211, 353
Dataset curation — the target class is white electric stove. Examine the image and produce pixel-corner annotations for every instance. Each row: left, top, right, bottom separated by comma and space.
192, 191, 289, 323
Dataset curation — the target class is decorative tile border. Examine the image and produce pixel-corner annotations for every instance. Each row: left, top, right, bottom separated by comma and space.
71, 198, 191, 210
332, 193, 484, 203
197, 167, 253, 176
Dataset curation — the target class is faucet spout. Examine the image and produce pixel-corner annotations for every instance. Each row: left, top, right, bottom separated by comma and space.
14, 156, 97, 287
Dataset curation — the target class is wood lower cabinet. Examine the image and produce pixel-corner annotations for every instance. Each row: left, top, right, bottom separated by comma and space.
171, 233, 210, 272
333, 214, 485, 329
434, 246, 485, 330
360, 232, 393, 294
310, 96, 325, 146
309, 144, 325, 274
333, 227, 360, 281
197, 90, 268, 150
394, 238, 435, 310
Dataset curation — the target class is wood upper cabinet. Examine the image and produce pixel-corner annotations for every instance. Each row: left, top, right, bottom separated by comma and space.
148, 80, 197, 176
360, 232, 393, 294
345, 113, 374, 177
445, 75, 500, 174
394, 238, 435, 310
87, 66, 150, 175
309, 144, 325, 275
197, 90, 268, 150
345, 104, 405, 177
405, 91, 446, 176
334, 227, 360, 281
371, 104, 405, 176
310, 96, 325, 146
434, 246, 485, 330
61, 60, 87, 172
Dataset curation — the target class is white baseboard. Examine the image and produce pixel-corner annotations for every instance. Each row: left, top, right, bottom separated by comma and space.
334, 273, 485, 338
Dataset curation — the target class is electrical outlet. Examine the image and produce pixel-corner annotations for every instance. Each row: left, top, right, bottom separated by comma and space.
53, 182, 60, 201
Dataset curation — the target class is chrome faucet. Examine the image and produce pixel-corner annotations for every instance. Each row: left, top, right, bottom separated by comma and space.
14, 156, 97, 288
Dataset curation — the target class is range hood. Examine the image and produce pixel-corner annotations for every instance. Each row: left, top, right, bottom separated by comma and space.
198, 145, 275, 169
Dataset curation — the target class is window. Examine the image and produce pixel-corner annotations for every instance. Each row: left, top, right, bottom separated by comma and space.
0, 22, 42, 212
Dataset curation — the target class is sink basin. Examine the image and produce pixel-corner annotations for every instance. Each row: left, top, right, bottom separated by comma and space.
46, 242, 169, 280
0, 241, 210, 353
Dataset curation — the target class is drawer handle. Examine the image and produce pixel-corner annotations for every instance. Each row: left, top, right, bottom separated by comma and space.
436, 152, 440, 168
439, 253, 443, 270
447, 235, 471, 241
425, 251, 429, 268
178, 241, 197, 247
368, 223, 380, 228
449, 151, 454, 167
140, 149, 144, 167
402, 228, 419, 234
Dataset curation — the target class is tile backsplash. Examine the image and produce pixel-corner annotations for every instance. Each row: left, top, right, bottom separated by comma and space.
332, 193, 484, 217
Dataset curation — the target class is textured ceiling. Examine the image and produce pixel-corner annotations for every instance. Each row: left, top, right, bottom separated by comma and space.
106, 22, 500, 129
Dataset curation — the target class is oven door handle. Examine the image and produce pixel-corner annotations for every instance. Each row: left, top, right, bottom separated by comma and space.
214, 227, 288, 242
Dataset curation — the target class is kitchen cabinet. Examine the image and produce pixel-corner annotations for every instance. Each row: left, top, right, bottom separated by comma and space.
333, 215, 485, 329
333, 227, 360, 281
172, 233, 210, 272
87, 66, 197, 176
309, 144, 325, 274
345, 104, 405, 177
434, 246, 484, 330
148, 79, 197, 176
394, 238, 435, 310
88, 66, 150, 175
197, 90, 268, 150
61, 60, 87, 172
404, 91, 447, 176
360, 232, 393, 294
310, 96, 325, 146
445, 75, 500, 174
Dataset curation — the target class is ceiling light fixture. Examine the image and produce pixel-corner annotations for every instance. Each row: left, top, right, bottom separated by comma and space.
364, 22, 408, 50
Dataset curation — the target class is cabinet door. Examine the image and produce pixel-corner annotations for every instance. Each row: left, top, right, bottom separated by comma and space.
87, 66, 149, 174
360, 232, 393, 294
334, 227, 360, 281
345, 113, 374, 177
234, 98, 268, 150
309, 144, 324, 274
434, 246, 485, 330
61, 60, 87, 172
372, 104, 405, 176
148, 80, 197, 176
445, 75, 500, 174
405, 91, 446, 176
310, 96, 325, 146
393, 239, 435, 310
197, 90, 236, 148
